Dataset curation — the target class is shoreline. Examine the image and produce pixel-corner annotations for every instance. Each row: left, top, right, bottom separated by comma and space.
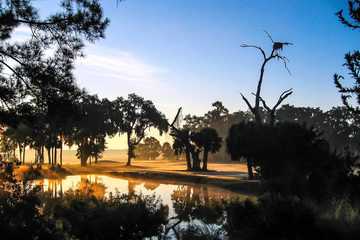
17, 160, 261, 195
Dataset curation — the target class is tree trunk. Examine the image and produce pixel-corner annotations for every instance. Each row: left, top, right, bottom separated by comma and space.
22, 145, 25, 163
126, 132, 132, 166
60, 143, 63, 166
54, 146, 57, 165
81, 155, 87, 166
34, 149, 38, 164
191, 149, 201, 171
202, 150, 209, 171
52, 147, 54, 165
20, 144, 25, 164
47, 148, 51, 165
127, 147, 132, 166
185, 148, 192, 170
269, 111, 276, 126
254, 60, 268, 125
18, 145, 22, 164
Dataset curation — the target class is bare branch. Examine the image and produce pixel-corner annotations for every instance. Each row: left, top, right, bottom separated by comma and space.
240, 93, 254, 113
264, 30, 274, 43
0, 50, 26, 67
240, 44, 266, 60
277, 55, 291, 75
14, 18, 68, 27
273, 88, 293, 110
170, 107, 182, 128
252, 92, 271, 111
0, 59, 35, 94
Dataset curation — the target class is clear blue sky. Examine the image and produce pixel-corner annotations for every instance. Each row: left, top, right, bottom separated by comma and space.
36, 0, 359, 115
30, 0, 358, 148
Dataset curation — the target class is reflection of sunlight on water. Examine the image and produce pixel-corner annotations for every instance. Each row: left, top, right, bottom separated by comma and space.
35, 174, 246, 217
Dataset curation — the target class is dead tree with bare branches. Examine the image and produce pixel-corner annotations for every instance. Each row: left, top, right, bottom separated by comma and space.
240, 31, 293, 125
252, 88, 293, 125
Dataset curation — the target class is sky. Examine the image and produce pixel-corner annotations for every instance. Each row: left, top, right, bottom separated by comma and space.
25, 0, 360, 149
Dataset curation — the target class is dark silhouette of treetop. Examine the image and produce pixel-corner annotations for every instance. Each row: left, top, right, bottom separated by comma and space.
334, 0, 360, 119
0, 0, 109, 112
336, 0, 360, 30
191, 127, 222, 171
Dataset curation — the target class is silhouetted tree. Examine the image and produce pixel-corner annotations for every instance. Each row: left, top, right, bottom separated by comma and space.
113, 94, 168, 166
4, 123, 31, 163
70, 94, 112, 166
171, 128, 194, 170
227, 121, 358, 198
191, 127, 222, 171
240, 32, 293, 124
0, 0, 109, 108
334, 1, 360, 117
226, 122, 256, 179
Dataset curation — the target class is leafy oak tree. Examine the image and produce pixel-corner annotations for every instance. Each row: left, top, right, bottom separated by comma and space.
113, 94, 168, 166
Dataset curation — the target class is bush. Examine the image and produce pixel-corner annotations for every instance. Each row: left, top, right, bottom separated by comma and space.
226, 121, 359, 199
225, 195, 360, 240
43, 192, 168, 240
0, 168, 71, 240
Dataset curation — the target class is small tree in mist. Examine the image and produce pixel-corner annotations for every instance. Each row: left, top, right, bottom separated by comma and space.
135, 137, 162, 160
161, 142, 175, 160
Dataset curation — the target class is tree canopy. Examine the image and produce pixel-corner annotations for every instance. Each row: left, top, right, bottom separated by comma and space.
113, 94, 168, 166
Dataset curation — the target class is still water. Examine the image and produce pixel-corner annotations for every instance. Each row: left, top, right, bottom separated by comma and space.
35, 174, 251, 217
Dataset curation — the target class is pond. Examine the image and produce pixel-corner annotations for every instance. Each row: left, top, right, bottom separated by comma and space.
35, 174, 253, 217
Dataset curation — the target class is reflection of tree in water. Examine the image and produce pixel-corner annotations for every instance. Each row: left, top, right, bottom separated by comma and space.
127, 179, 143, 198
171, 184, 225, 224
45, 179, 64, 198
76, 176, 106, 199
168, 184, 230, 239
143, 181, 160, 191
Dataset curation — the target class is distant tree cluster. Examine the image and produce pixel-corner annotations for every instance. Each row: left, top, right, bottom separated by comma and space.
134, 137, 176, 160
135, 137, 161, 160
0, 92, 168, 166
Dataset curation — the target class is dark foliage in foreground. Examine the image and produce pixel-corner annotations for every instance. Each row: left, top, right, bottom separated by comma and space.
226, 195, 360, 240
0, 168, 168, 240
227, 121, 359, 200
44, 193, 168, 240
0, 168, 67, 240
